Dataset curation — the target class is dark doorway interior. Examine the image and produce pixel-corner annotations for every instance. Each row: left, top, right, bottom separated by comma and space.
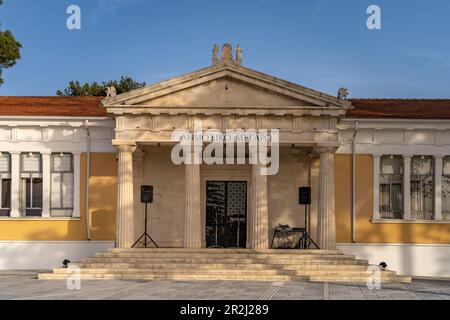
206, 181, 247, 248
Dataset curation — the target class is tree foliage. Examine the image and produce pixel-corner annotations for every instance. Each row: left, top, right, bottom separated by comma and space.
56, 76, 146, 96
0, 0, 22, 86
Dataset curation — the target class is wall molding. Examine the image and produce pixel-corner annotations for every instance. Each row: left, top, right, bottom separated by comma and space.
370, 219, 450, 224
338, 242, 450, 247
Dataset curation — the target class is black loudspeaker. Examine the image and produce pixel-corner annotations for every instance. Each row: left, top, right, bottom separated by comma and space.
141, 185, 153, 203
299, 187, 311, 205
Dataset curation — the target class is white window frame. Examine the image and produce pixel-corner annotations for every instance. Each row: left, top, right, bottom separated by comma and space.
410, 155, 435, 220
441, 156, 450, 221
50, 153, 74, 217
374, 153, 450, 222
0, 153, 11, 216
20, 152, 43, 217
378, 155, 404, 220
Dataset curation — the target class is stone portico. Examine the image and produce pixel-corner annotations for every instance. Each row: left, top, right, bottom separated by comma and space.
103, 45, 351, 251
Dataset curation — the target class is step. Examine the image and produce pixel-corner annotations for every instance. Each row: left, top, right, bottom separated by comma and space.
76, 263, 371, 271
53, 268, 297, 276
80, 259, 368, 267
82, 256, 368, 264
38, 272, 411, 283
94, 252, 356, 260
39, 247, 411, 284
52, 267, 399, 277
109, 248, 343, 255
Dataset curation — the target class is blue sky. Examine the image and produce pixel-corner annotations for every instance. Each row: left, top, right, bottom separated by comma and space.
0, 0, 449, 98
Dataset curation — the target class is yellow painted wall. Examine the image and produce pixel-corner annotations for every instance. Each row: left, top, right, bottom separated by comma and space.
0, 153, 117, 241
2, 151, 448, 244
335, 154, 450, 244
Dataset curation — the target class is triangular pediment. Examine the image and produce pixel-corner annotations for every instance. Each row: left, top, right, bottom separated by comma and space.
102, 63, 352, 114
136, 76, 313, 108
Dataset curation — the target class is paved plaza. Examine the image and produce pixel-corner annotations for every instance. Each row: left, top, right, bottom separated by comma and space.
0, 271, 448, 300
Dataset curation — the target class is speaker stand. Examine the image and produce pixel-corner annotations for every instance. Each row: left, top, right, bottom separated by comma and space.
132, 203, 159, 248
296, 205, 319, 249
208, 210, 223, 248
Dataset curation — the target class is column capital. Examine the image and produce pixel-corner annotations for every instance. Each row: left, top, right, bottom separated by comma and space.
113, 140, 136, 153
433, 155, 444, 159
133, 149, 146, 162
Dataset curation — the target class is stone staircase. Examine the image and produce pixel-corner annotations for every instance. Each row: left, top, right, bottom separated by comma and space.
38, 248, 412, 283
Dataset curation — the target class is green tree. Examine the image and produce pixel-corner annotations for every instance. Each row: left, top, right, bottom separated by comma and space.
56, 76, 146, 96
0, 0, 22, 86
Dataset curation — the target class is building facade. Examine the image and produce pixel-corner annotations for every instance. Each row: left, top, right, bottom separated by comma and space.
0, 47, 449, 277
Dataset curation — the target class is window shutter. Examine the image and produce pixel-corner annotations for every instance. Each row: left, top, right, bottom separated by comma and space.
51, 173, 62, 208
53, 154, 72, 172
0, 154, 10, 172
21, 154, 41, 172
62, 173, 74, 208
412, 157, 432, 175
443, 158, 450, 176
381, 157, 402, 175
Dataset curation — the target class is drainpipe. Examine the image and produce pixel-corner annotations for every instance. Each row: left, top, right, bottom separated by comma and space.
351, 121, 358, 243
84, 120, 91, 241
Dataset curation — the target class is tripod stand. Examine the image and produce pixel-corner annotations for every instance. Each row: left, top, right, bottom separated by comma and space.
132, 202, 159, 248
296, 204, 319, 249
208, 209, 223, 248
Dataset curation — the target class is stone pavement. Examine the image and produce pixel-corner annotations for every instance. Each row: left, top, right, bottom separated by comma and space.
0, 271, 448, 300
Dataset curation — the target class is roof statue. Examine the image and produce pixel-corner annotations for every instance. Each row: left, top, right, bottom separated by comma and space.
212, 44, 219, 65
221, 43, 233, 63
212, 43, 243, 66
235, 44, 242, 65
337, 87, 349, 100
106, 86, 117, 98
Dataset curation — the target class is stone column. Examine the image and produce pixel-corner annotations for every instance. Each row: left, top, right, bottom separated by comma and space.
114, 143, 136, 248
403, 155, 412, 220
184, 162, 202, 248
317, 147, 337, 250
250, 162, 269, 250
434, 156, 443, 221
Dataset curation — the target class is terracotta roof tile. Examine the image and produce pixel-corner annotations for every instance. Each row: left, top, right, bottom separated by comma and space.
0, 96, 107, 117
348, 99, 450, 119
1, 96, 450, 119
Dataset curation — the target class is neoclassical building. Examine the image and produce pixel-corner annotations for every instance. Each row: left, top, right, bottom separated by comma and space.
0, 45, 449, 278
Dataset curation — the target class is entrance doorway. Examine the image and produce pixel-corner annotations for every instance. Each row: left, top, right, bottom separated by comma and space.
205, 181, 247, 248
